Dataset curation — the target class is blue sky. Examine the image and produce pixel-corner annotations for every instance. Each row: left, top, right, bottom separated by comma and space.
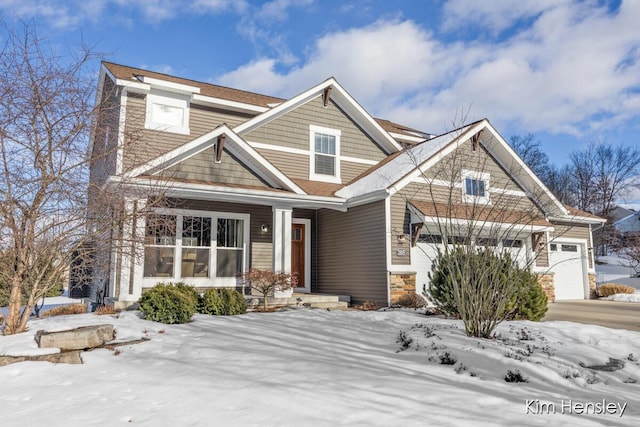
1, 0, 639, 175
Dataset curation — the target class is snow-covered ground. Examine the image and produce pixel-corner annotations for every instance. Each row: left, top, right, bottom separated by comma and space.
595, 256, 640, 302
1, 309, 639, 426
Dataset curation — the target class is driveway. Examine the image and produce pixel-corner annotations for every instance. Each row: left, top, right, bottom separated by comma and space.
543, 300, 640, 332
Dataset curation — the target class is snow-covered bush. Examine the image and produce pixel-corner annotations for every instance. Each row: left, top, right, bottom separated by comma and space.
199, 288, 246, 316
139, 283, 197, 324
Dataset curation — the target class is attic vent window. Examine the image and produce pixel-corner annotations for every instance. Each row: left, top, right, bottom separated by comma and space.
309, 125, 341, 184
145, 89, 190, 135
461, 169, 490, 205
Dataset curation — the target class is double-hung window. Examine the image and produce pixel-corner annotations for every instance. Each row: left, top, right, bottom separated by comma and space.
309, 125, 341, 183
461, 170, 490, 204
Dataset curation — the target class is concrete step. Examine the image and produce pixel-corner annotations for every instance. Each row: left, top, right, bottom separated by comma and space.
246, 293, 350, 309
306, 301, 349, 310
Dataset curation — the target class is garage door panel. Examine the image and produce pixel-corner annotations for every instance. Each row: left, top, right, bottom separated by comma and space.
550, 243, 586, 300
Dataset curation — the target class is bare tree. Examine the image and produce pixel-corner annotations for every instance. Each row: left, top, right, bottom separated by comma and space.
509, 134, 550, 182
0, 22, 167, 334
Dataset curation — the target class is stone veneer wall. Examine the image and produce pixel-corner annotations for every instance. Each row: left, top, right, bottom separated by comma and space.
536, 273, 555, 303
389, 273, 416, 303
588, 273, 597, 299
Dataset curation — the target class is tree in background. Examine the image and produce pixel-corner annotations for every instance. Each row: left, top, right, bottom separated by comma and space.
510, 135, 640, 255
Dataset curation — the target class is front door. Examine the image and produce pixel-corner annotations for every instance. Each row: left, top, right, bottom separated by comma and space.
291, 223, 305, 288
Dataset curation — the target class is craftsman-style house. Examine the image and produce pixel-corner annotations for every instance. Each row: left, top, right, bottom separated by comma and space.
86, 62, 604, 308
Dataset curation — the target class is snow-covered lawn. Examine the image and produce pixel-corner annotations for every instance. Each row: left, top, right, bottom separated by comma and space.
1, 309, 639, 426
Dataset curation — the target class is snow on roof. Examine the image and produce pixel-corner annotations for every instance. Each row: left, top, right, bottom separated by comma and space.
336, 122, 479, 199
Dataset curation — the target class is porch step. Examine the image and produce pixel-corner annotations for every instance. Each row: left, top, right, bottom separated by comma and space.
305, 301, 349, 310
246, 293, 350, 309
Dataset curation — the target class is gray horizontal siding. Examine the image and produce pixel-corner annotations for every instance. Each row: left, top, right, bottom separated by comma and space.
123, 94, 254, 171
164, 147, 269, 188
245, 96, 387, 167
256, 149, 309, 179
316, 201, 388, 306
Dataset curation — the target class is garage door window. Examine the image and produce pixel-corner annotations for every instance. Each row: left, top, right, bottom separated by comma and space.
561, 244, 578, 252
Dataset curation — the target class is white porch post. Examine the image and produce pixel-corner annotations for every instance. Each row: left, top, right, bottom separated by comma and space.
117, 198, 146, 302
272, 206, 292, 273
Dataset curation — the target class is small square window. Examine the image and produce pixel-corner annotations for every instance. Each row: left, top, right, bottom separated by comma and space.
461, 170, 490, 204
465, 178, 486, 197
145, 89, 190, 135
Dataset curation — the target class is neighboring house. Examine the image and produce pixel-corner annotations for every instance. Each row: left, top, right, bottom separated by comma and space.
87, 62, 604, 308
613, 209, 640, 238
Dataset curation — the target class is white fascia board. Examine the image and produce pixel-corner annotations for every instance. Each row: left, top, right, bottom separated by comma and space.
139, 76, 200, 94
386, 122, 484, 196
122, 126, 229, 178
233, 79, 338, 135
389, 132, 426, 144
191, 94, 268, 113
108, 176, 347, 211
344, 189, 390, 208
122, 125, 306, 195
233, 78, 402, 154
548, 215, 606, 225
329, 86, 402, 154
480, 123, 568, 216
114, 78, 150, 93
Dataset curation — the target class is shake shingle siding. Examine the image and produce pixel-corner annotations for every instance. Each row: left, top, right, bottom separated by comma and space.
316, 201, 387, 305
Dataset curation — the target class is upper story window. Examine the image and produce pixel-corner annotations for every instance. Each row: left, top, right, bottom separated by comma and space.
145, 89, 190, 135
461, 169, 490, 204
309, 125, 341, 184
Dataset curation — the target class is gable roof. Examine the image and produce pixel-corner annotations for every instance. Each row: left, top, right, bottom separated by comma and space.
103, 62, 283, 109
336, 121, 482, 199
102, 62, 427, 143
337, 119, 573, 219
233, 77, 403, 154
122, 125, 306, 194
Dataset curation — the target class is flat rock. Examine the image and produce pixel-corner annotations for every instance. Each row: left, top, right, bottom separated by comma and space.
35, 324, 115, 351
0, 351, 83, 367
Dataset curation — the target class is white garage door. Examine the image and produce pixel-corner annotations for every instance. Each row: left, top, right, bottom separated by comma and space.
550, 243, 586, 300
411, 236, 441, 298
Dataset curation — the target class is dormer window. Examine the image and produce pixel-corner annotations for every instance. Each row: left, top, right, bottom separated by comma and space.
309, 125, 341, 183
462, 170, 490, 204
145, 89, 190, 135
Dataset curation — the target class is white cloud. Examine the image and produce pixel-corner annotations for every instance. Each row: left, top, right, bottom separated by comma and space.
217, 1, 640, 138
441, 0, 563, 34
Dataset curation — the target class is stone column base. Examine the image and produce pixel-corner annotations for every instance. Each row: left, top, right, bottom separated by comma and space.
536, 273, 555, 303
389, 273, 416, 303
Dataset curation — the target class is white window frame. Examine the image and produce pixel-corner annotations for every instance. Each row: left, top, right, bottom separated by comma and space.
461, 169, 490, 205
145, 89, 190, 135
142, 209, 249, 287
309, 124, 341, 184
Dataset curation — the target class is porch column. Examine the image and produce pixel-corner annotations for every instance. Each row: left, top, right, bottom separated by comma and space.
272, 206, 292, 273
116, 198, 146, 302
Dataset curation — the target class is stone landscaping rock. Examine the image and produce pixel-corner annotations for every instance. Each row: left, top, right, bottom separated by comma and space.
0, 351, 83, 367
35, 324, 115, 351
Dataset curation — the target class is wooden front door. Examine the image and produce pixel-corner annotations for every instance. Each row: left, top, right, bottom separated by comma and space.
291, 223, 305, 287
